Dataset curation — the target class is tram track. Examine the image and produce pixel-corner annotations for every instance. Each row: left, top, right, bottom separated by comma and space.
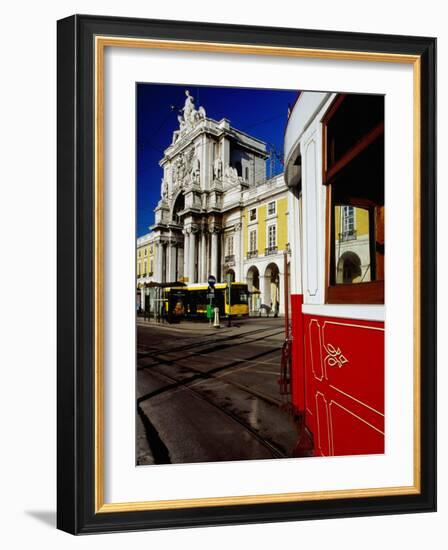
137, 326, 285, 408
137, 325, 283, 358
137, 328, 283, 369
139, 366, 286, 461
139, 351, 284, 408
137, 321, 295, 464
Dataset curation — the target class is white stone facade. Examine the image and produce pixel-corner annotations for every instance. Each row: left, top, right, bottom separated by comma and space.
137, 90, 290, 314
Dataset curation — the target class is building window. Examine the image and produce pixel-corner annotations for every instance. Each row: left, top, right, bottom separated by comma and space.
323, 93, 384, 303
143, 261, 147, 276
340, 205, 356, 241
245, 166, 249, 181
266, 225, 277, 255
225, 235, 235, 264
144, 249, 147, 256
249, 229, 257, 253
149, 259, 153, 275
137, 262, 141, 276
268, 225, 276, 248
249, 208, 257, 221
149, 245, 153, 254
138, 250, 141, 258
227, 235, 234, 255
267, 201, 276, 215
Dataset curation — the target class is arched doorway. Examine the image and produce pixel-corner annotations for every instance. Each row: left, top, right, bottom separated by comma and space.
246, 265, 260, 315
172, 192, 185, 225
336, 251, 362, 283
264, 263, 280, 316
225, 268, 235, 283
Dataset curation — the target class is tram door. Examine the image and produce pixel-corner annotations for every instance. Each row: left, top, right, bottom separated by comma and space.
303, 316, 385, 457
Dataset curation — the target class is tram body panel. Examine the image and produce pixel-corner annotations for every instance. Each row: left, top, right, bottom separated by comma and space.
290, 299, 384, 456
285, 91, 385, 458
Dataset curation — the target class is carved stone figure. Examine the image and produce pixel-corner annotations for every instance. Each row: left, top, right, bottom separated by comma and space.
192, 155, 200, 183
161, 179, 168, 199
183, 90, 195, 122
208, 223, 221, 234
224, 164, 239, 184
185, 147, 194, 173
213, 157, 223, 180
177, 155, 186, 182
171, 90, 207, 143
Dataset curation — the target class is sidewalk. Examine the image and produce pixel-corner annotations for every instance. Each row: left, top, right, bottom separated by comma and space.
137, 317, 217, 332
136, 315, 284, 334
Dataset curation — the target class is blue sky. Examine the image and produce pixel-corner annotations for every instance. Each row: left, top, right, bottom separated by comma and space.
137, 83, 299, 237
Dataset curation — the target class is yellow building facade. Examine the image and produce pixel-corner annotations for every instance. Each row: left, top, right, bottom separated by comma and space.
333, 205, 371, 284
137, 174, 290, 315
240, 174, 290, 315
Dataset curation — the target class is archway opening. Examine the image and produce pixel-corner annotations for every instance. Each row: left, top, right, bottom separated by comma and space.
264, 263, 280, 315
246, 265, 260, 314
336, 251, 362, 284
225, 269, 235, 283
172, 193, 185, 225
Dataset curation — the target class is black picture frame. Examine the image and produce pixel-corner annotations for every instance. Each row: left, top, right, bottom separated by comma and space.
57, 14, 436, 535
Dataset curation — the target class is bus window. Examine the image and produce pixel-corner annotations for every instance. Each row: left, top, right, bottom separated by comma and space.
230, 285, 249, 304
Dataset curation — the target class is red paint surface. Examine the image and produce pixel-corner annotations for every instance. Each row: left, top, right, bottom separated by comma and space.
290, 294, 305, 412
290, 294, 385, 457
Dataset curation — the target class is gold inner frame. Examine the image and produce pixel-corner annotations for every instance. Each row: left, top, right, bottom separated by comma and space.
94, 36, 421, 513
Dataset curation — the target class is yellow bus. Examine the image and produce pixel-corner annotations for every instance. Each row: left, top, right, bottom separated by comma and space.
163, 282, 249, 321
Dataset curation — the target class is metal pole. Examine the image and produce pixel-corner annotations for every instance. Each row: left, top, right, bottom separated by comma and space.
284, 249, 289, 339
209, 293, 213, 327
227, 274, 232, 327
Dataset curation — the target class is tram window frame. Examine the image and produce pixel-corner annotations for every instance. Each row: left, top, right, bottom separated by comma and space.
322, 93, 385, 304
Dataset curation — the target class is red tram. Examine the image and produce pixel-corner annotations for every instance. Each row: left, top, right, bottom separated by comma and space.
283, 92, 385, 457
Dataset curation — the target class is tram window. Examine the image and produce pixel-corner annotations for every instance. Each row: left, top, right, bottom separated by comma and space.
325, 93, 383, 173
333, 205, 378, 284
323, 93, 384, 304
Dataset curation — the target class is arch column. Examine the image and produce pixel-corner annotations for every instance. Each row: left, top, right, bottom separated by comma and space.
210, 230, 219, 280
155, 241, 163, 283
161, 243, 167, 283
183, 229, 189, 282
200, 231, 207, 282
234, 221, 242, 281
260, 271, 268, 307
274, 271, 282, 315
167, 240, 177, 282
278, 259, 289, 316
188, 227, 197, 283
140, 287, 145, 311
